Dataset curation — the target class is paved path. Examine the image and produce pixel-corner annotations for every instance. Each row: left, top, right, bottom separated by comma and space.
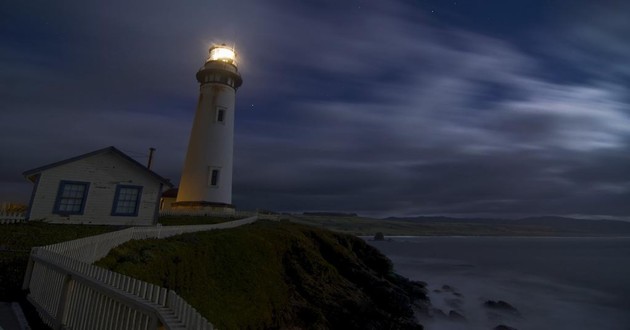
0, 302, 21, 330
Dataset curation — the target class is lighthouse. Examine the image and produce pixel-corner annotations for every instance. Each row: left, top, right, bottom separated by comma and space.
174, 45, 243, 211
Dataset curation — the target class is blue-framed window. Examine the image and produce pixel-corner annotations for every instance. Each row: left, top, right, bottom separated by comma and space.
53, 181, 90, 215
111, 185, 143, 216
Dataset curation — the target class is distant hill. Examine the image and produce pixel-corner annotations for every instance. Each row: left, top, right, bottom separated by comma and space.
384, 216, 630, 236
303, 211, 359, 217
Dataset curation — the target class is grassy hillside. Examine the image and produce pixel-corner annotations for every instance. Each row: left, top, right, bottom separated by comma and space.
0, 221, 116, 301
96, 221, 428, 329
0, 221, 118, 329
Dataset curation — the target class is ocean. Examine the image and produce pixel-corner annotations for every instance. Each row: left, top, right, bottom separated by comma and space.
368, 236, 630, 330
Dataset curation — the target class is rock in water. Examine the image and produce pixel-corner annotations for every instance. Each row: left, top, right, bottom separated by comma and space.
494, 325, 517, 330
483, 300, 519, 315
374, 232, 385, 241
448, 310, 466, 321
441, 284, 454, 292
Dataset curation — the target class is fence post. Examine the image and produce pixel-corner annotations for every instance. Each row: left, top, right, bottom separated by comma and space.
54, 275, 75, 330
22, 248, 37, 290
91, 241, 98, 262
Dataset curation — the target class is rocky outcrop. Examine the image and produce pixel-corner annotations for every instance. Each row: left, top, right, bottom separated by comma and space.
483, 300, 519, 315
494, 325, 518, 330
373, 232, 386, 241
97, 221, 429, 329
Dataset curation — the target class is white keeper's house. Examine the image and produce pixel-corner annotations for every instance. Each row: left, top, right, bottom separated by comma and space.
23, 146, 172, 225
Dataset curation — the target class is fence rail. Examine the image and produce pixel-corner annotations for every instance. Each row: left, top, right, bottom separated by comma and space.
158, 209, 256, 219
158, 209, 282, 222
23, 216, 259, 329
0, 211, 26, 224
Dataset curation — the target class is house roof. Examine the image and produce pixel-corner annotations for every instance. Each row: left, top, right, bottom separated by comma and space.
23, 146, 173, 187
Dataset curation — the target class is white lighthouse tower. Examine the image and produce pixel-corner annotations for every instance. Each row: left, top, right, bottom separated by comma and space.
174, 45, 243, 211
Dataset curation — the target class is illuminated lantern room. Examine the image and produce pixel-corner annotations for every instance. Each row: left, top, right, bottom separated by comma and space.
208, 45, 237, 66
196, 44, 242, 89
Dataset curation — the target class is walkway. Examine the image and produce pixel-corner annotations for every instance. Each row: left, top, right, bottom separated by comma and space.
0, 302, 22, 330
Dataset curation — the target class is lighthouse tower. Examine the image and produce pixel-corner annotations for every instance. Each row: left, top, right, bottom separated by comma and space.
174, 45, 243, 210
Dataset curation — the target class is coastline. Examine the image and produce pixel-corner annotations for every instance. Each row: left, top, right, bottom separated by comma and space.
359, 235, 630, 239
368, 235, 630, 329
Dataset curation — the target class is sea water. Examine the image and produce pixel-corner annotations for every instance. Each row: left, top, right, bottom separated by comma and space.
368, 237, 630, 330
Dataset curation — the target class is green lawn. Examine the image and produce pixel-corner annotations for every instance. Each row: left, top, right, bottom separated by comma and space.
95, 220, 426, 329
0, 221, 118, 301
0, 221, 120, 329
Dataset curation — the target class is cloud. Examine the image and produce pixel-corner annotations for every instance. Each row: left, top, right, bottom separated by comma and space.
1, 0, 629, 218
230, 1, 630, 216
537, 0, 630, 83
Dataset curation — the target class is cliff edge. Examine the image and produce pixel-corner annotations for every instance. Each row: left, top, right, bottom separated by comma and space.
96, 220, 429, 329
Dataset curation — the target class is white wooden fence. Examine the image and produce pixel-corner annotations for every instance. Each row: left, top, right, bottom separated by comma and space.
158, 209, 256, 219
0, 211, 26, 224
159, 209, 281, 221
23, 216, 259, 330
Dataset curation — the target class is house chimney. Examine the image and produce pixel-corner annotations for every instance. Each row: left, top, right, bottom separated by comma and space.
147, 147, 156, 169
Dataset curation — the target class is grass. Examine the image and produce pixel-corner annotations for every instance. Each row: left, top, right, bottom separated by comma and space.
96, 221, 296, 328
0, 221, 117, 301
0, 215, 244, 301
95, 220, 425, 329
0, 221, 119, 329
157, 216, 239, 226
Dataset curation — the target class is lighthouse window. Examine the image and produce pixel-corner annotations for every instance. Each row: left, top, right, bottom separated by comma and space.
208, 168, 220, 187
216, 108, 226, 123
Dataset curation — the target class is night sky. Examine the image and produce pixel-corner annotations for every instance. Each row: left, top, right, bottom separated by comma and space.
1, 0, 629, 219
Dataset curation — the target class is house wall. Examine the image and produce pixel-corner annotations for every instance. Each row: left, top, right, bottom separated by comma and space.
28, 152, 164, 225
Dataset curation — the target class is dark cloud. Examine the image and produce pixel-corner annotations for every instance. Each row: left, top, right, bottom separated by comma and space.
1, 0, 629, 219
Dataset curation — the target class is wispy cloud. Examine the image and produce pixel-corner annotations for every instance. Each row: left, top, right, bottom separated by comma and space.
1, 0, 629, 218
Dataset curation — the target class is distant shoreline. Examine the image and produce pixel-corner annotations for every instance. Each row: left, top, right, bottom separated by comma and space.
360, 235, 630, 239
287, 214, 630, 237
355, 235, 630, 239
